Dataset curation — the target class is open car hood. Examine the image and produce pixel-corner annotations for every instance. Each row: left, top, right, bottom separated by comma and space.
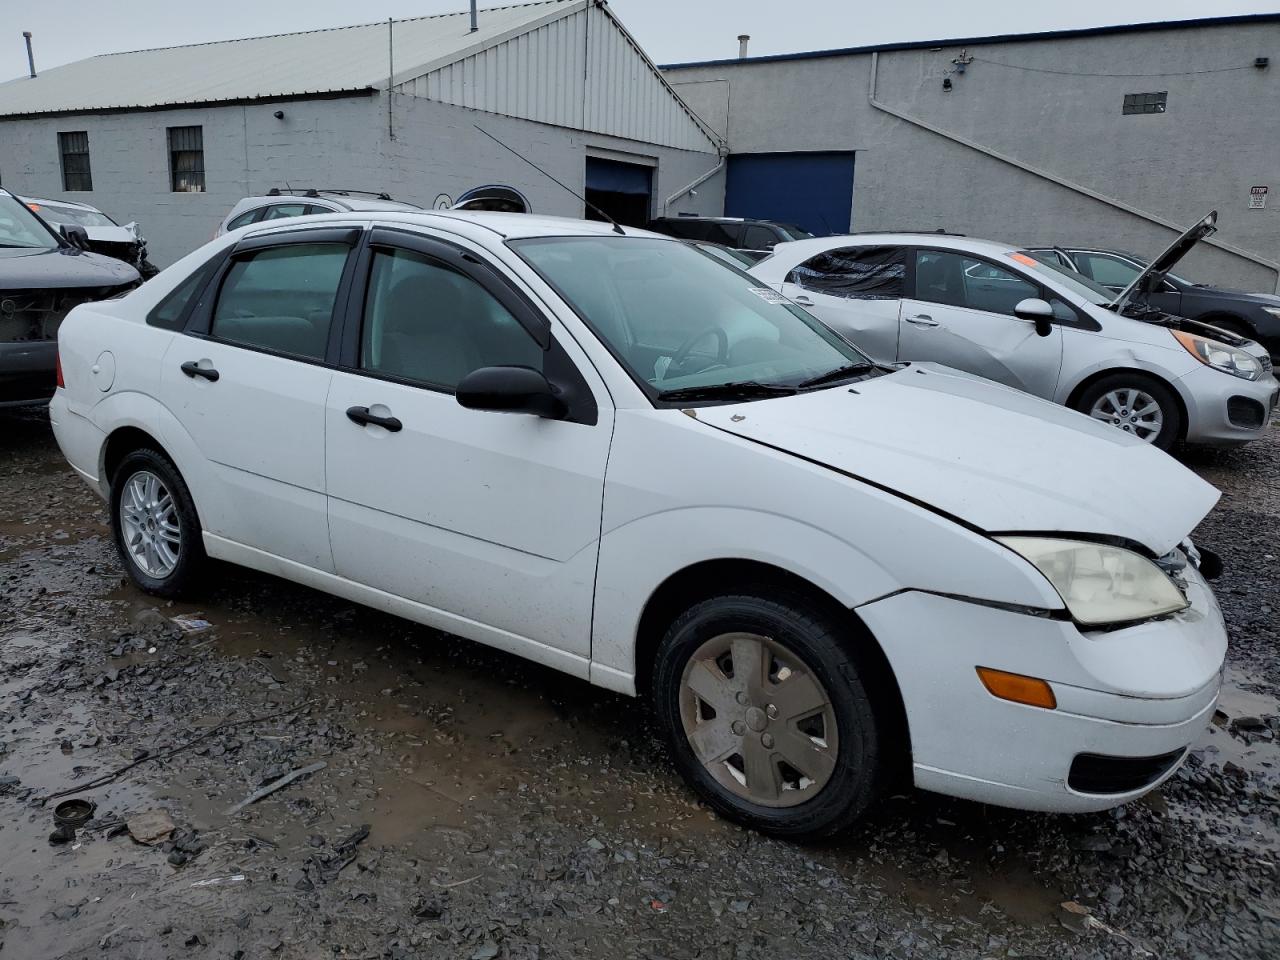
84, 223, 141, 244
1112, 210, 1217, 313
694, 364, 1219, 555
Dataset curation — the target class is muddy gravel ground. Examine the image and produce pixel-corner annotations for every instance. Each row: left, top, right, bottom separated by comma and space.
1, 408, 1277, 960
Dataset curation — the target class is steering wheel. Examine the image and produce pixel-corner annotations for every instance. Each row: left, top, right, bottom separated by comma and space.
671, 326, 730, 370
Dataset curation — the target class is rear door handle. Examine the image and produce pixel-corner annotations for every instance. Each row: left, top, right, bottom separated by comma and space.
180, 360, 220, 381
793, 295, 813, 305
346, 405, 403, 433
905, 315, 940, 327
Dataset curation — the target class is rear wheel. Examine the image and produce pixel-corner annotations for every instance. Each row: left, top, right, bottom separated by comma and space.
652, 592, 888, 838
110, 448, 206, 598
1075, 372, 1182, 450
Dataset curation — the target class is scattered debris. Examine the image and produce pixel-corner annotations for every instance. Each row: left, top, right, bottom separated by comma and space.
225, 761, 327, 814
190, 874, 247, 888
127, 809, 176, 846
171, 616, 213, 634
429, 875, 480, 889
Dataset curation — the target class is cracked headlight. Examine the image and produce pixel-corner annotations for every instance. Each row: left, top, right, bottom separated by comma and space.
1172, 329, 1262, 380
997, 537, 1189, 626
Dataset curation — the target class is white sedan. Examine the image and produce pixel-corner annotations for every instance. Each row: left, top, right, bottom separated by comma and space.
51, 212, 1227, 837
748, 217, 1278, 450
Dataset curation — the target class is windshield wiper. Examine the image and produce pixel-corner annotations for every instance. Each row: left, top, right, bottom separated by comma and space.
797, 362, 878, 390
656, 381, 799, 402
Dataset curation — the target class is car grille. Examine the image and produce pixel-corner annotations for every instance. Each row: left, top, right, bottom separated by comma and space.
1068, 749, 1186, 794
0, 287, 116, 343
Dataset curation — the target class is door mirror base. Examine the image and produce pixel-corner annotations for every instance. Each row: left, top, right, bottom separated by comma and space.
456, 366, 569, 419
1014, 298, 1056, 338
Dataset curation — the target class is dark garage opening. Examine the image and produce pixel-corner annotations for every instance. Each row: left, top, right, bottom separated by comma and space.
585, 156, 653, 228
725, 151, 856, 237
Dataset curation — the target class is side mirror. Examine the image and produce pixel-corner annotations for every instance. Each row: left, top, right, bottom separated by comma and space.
60, 224, 90, 250
456, 366, 567, 419
1014, 297, 1055, 338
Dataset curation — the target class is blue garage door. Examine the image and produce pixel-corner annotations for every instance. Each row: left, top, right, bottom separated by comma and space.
725, 152, 855, 237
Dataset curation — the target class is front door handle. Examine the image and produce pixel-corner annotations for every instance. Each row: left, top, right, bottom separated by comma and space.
346, 405, 403, 433
905, 315, 940, 327
180, 360, 220, 381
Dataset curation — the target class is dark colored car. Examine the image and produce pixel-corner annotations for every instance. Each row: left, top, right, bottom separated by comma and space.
1027, 246, 1280, 361
1, 188, 140, 406
647, 217, 813, 261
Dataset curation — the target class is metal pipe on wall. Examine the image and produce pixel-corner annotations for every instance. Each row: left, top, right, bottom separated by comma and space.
23, 32, 35, 78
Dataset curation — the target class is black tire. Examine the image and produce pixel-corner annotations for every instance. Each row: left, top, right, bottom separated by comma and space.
109, 448, 206, 598
1073, 372, 1183, 451
652, 591, 889, 839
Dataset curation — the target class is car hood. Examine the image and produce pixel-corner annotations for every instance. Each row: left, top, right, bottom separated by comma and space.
1113, 211, 1217, 312
0, 246, 140, 288
693, 364, 1219, 555
84, 223, 141, 244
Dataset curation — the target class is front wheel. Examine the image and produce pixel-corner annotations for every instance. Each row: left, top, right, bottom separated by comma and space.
110, 448, 206, 598
1074, 373, 1182, 450
652, 592, 889, 838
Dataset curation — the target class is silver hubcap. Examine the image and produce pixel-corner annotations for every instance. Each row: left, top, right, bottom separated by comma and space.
120, 470, 181, 578
1088, 387, 1164, 442
679, 632, 838, 808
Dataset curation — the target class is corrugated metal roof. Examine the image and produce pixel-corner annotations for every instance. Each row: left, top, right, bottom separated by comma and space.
0, 0, 583, 118
401, 3, 719, 152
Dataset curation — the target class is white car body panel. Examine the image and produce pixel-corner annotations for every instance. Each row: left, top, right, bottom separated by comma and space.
51, 211, 1231, 817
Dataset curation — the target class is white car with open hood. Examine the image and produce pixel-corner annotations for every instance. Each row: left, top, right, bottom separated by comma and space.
749, 212, 1278, 450
50, 212, 1228, 837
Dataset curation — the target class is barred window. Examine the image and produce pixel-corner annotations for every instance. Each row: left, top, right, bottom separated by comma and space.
59, 131, 93, 191
1122, 92, 1167, 115
168, 126, 205, 192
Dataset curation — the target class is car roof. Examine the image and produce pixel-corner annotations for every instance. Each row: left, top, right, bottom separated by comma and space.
20, 195, 102, 213
770, 232, 1022, 262
239, 209, 671, 243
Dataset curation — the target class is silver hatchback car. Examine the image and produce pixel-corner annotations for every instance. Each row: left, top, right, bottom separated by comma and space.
750, 213, 1277, 449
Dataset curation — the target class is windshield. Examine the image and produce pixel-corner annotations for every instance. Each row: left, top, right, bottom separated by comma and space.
777, 223, 814, 241
1013, 251, 1115, 305
0, 192, 60, 250
512, 236, 873, 402
28, 202, 117, 228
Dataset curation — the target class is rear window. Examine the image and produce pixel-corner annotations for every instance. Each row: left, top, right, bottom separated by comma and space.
146, 254, 223, 330
787, 245, 907, 299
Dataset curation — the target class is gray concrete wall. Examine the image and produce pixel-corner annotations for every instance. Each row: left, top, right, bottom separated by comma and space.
0, 94, 722, 268
666, 21, 1280, 292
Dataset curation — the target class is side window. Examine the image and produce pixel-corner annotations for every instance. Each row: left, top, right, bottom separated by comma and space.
210, 243, 349, 359
1076, 253, 1141, 289
360, 247, 543, 390
742, 225, 779, 251
915, 251, 1038, 315
260, 203, 309, 222
147, 255, 222, 330
226, 208, 264, 231
788, 245, 907, 300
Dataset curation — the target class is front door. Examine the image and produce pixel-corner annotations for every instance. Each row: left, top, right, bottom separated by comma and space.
898, 249, 1064, 398
158, 228, 358, 570
324, 230, 612, 666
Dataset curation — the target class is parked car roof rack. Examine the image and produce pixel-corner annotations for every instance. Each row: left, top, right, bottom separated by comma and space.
266, 187, 394, 201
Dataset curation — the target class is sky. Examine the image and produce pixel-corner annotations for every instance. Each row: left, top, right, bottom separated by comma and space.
3, 0, 1276, 82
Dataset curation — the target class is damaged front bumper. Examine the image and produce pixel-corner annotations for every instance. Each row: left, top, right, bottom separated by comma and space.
856, 562, 1226, 813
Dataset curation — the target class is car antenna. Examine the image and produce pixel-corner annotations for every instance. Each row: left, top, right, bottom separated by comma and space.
473, 125, 625, 235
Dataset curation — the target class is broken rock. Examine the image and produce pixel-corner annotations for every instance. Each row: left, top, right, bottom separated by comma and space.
127, 809, 176, 845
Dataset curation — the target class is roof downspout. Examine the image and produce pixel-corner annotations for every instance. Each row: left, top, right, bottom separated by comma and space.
386, 18, 395, 141
867, 51, 1280, 294
663, 157, 726, 217
23, 32, 35, 78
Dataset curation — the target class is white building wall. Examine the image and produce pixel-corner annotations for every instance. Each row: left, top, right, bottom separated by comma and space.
0, 92, 723, 268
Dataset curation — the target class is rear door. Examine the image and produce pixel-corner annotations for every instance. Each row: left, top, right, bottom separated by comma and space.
779, 245, 907, 361
898, 249, 1064, 398
158, 226, 360, 570
323, 227, 612, 664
